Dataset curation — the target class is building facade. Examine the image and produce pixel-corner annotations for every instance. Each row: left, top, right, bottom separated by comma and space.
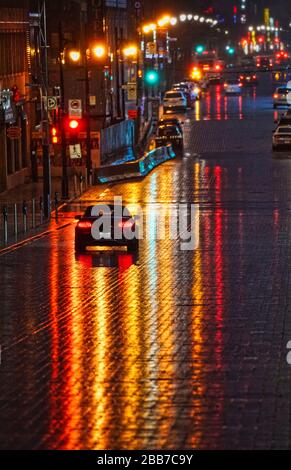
0, 2, 31, 192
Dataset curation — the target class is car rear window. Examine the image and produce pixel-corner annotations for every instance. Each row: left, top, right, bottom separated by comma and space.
227, 80, 239, 84
277, 88, 291, 93
165, 92, 183, 99
277, 127, 291, 134
158, 127, 179, 137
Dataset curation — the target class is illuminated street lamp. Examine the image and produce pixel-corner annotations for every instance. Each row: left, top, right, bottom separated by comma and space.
68, 50, 81, 62
157, 15, 170, 28
92, 44, 106, 59
123, 45, 138, 58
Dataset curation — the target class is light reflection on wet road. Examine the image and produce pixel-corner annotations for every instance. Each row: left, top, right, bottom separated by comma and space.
1, 75, 291, 449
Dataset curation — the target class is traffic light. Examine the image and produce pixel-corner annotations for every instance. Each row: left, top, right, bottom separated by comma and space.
145, 70, 159, 86
50, 125, 59, 144
69, 119, 80, 130
66, 118, 84, 143
227, 47, 235, 55
195, 45, 205, 55
11, 85, 20, 103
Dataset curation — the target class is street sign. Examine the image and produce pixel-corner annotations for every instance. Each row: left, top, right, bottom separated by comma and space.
69, 99, 82, 118
128, 109, 138, 119
127, 82, 137, 101
47, 96, 58, 111
69, 144, 82, 159
7, 126, 21, 140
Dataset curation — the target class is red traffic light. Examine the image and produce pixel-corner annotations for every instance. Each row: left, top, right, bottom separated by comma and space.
69, 119, 80, 130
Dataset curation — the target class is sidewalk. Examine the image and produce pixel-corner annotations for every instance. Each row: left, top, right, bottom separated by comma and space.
0, 175, 77, 204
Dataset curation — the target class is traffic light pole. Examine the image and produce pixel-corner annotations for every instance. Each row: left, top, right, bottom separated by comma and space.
59, 20, 69, 199
40, 1, 51, 219
84, 49, 92, 184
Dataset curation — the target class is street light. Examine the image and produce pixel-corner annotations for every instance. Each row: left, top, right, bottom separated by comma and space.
92, 44, 106, 59
123, 45, 138, 58
68, 50, 81, 62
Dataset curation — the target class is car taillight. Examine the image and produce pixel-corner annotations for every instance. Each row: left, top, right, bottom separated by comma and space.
224, 83, 227, 88
274, 94, 279, 99
253, 75, 257, 79
239, 83, 243, 87
240, 75, 244, 79
77, 221, 92, 229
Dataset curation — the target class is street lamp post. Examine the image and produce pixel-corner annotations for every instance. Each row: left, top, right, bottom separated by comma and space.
59, 20, 69, 200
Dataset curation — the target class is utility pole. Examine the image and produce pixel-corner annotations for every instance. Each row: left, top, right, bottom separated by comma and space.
59, 19, 69, 199
37, 0, 51, 218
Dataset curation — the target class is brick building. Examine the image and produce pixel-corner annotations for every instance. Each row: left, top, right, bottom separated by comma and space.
0, 1, 31, 192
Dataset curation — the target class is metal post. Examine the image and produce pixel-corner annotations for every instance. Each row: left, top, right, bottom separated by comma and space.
22, 201, 28, 233
3, 206, 8, 244
59, 20, 69, 199
14, 204, 18, 236
32, 199, 36, 228
40, 197, 44, 224
40, 1, 51, 219
54, 192, 59, 220
85, 51, 92, 184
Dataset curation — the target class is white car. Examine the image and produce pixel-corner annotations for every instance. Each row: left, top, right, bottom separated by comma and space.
273, 87, 291, 108
224, 79, 242, 95
163, 91, 187, 113
272, 125, 291, 150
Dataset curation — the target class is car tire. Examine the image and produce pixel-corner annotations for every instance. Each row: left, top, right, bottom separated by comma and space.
272, 145, 277, 151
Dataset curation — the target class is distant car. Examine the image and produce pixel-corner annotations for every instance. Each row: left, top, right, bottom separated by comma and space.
276, 115, 291, 127
158, 118, 183, 134
224, 79, 243, 95
155, 124, 183, 152
272, 125, 291, 150
163, 91, 187, 113
75, 205, 139, 253
273, 87, 291, 108
239, 71, 258, 86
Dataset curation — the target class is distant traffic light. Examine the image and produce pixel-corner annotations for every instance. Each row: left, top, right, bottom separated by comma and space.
69, 119, 80, 130
226, 46, 235, 55
195, 45, 205, 55
145, 70, 159, 86
50, 126, 59, 144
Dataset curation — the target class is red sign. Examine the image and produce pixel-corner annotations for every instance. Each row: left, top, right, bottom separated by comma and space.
128, 109, 138, 119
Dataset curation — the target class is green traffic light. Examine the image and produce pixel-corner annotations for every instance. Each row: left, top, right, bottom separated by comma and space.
228, 47, 235, 55
195, 45, 205, 54
145, 70, 159, 85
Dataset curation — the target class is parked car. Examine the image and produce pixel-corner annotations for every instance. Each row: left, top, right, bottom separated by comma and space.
272, 125, 291, 150
273, 87, 291, 108
75, 205, 139, 253
239, 71, 258, 86
158, 118, 183, 134
155, 124, 183, 152
224, 79, 243, 95
163, 91, 187, 113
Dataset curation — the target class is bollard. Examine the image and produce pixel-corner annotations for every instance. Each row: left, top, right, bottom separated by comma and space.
54, 192, 59, 220
74, 174, 77, 197
3, 206, 8, 244
32, 199, 36, 229
40, 197, 44, 224
80, 174, 84, 195
14, 203, 18, 236
22, 201, 28, 233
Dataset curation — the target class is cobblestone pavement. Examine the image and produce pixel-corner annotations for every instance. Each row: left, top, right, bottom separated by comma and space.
1, 74, 291, 450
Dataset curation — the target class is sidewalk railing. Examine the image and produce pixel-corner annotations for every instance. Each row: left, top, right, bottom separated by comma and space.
0, 195, 61, 246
